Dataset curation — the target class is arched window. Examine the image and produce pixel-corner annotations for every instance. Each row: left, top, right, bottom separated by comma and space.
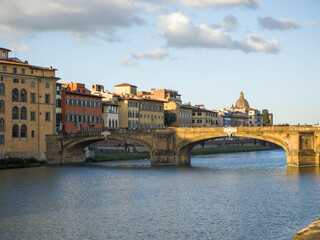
12, 124, 19, 138
0, 83, 5, 96
0, 100, 4, 113
85, 99, 88, 107
66, 113, 69, 122
89, 100, 92, 107
109, 119, 111, 127
0, 118, 4, 131
20, 124, 27, 138
93, 100, 96, 107
94, 114, 96, 123
12, 88, 19, 102
20, 107, 27, 120
12, 106, 19, 119
89, 114, 92, 122
66, 97, 70, 105
97, 101, 101, 108
80, 98, 84, 106
76, 98, 79, 106
71, 97, 74, 106
20, 89, 27, 102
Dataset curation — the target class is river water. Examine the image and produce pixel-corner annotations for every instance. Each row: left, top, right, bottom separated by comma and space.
1, 149, 320, 240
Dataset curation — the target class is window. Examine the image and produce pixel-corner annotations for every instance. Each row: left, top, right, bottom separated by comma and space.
0, 100, 4, 113
0, 135, 4, 145
30, 111, 36, 121
2, 66, 7, 71
0, 118, 4, 131
45, 112, 51, 121
93, 100, 96, 107
45, 94, 50, 104
13, 78, 19, 83
71, 97, 74, 105
97, 101, 101, 108
31, 81, 35, 87
2, 51, 5, 58
0, 83, 6, 96
12, 106, 19, 119
76, 98, 79, 106
85, 99, 88, 106
89, 100, 92, 107
20, 89, 27, 102
31, 130, 35, 138
20, 107, 27, 120
21, 79, 25, 84
30, 93, 36, 103
12, 88, 19, 102
20, 125, 27, 138
21, 68, 25, 74
12, 124, 19, 138
56, 85, 61, 95
31, 69, 34, 74
56, 98, 61, 108
80, 99, 84, 106
197, 113, 201, 116
66, 97, 70, 105
13, 68, 17, 74
45, 83, 49, 88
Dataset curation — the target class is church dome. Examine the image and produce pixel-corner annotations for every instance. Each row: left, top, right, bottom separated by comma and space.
235, 91, 249, 109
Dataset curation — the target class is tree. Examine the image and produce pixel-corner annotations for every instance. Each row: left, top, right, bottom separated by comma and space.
262, 109, 271, 126
164, 111, 177, 127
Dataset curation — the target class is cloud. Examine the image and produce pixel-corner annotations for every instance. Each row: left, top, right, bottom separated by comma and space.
0, 0, 171, 42
212, 15, 238, 31
258, 17, 300, 30
158, 12, 280, 53
304, 21, 316, 27
180, 0, 259, 8
236, 34, 280, 53
118, 58, 136, 67
131, 48, 168, 60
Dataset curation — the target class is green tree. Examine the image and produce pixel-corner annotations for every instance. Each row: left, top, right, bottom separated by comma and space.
164, 111, 177, 127
262, 109, 271, 126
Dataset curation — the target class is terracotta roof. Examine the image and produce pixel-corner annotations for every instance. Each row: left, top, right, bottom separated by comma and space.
102, 101, 118, 106
114, 83, 137, 87
0, 47, 11, 52
0, 59, 57, 71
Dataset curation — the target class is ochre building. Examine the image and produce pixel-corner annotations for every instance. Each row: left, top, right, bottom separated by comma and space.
0, 47, 59, 159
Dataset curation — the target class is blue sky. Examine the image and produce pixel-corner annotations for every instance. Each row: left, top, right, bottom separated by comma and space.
0, 0, 319, 124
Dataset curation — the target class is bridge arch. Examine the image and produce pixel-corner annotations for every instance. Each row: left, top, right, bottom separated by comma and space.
62, 133, 153, 162
177, 132, 290, 160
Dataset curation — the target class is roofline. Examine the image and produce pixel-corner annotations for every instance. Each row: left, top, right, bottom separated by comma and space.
64, 91, 103, 98
114, 83, 137, 88
0, 59, 57, 71
0, 47, 11, 52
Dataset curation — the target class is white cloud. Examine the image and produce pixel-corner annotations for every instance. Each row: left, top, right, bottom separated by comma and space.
180, 0, 259, 8
258, 17, 300, 30
118, 58, 136, 67
304, 21, 316, 27
131, 48, 168, 60
158, 12, 280, 53
236, 34, 280, 53
0, 0, 172, 42
212, 15, 239, 31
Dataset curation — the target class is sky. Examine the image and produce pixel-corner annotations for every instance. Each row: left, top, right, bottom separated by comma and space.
0, 0, 319, 125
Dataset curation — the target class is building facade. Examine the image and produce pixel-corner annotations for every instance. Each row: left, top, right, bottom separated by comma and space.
0, 47, 59, 159
102, 101, 119, 130
61, 83, 103, 133
192, 105, 218, 127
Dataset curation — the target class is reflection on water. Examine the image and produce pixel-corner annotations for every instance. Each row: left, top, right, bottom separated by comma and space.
1, 149, 320, 240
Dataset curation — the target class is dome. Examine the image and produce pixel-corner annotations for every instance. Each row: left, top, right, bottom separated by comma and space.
235, 91, 249, 109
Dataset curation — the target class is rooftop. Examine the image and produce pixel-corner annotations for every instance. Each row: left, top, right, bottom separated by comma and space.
114, 83, 137, 87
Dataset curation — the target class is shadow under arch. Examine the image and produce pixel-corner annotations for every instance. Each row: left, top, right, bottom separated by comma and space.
63, 134, 153, 160
177, 133, 290, 161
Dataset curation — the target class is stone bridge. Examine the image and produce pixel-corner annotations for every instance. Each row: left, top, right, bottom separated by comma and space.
46, 126, 320, 167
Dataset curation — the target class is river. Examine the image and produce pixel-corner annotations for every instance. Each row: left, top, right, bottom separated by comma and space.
1, 149, 320, 240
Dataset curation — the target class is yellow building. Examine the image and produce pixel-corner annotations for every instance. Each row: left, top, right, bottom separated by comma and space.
139, 98, 165, 129
0, 47, 59, 159
192, 105, 218, 127
117, 96, 140, 129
